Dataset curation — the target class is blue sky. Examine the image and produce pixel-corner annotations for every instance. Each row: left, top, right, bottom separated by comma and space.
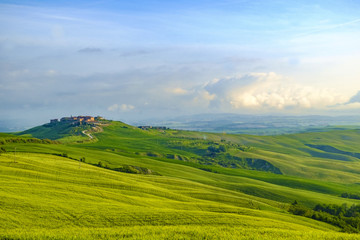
1, 0, 360, 128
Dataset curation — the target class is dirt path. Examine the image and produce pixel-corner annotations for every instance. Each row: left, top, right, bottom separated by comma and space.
82, 130, 93, 139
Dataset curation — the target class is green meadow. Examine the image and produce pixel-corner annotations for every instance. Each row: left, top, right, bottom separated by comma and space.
2, 120, 360, 239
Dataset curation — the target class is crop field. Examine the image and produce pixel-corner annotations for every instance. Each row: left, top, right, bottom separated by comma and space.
2, 121, 360, 239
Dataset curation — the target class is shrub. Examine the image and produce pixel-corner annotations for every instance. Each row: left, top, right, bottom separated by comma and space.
341, 192, 360, 200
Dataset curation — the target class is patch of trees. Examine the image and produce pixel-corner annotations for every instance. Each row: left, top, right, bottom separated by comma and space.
341, 192, 360, 200
238, 145, 254, 152
146, 152, 162, 158
165, 154, 190, 161
167, 138, 254, 161
96, 161, 105, 168
113, 165, 160, 175
244, 158, 282, 174
0, 138, 59, 144
54, 152, 69, 158
0, 147, 6, 154
52, 153, 85, 163
52, 152, 159, 175
206, 144, 227, 157
207, 153, 282, 174
169, 141, 281, 174
95, 161, 160, 175
199, 167, 219, 173
289, 201, 360, 233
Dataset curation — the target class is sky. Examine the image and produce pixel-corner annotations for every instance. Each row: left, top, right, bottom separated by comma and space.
1, 0, 360, 129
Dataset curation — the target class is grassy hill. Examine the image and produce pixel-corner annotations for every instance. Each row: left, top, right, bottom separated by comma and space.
2, 120, 360, 239
1, 152, 358, 240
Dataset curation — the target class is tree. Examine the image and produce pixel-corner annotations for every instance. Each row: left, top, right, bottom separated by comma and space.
218, 145, 226, 152
0, 147, 6, 153
207, 146, 217, 153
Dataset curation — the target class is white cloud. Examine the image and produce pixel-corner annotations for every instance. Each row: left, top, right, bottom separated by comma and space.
168, 87, 188, 95
120, 104, 135, 111
201, 90, 216, 101
46, 70, 57, 76
203, 72, 350, 111
192, 89, 216, 106
107, 103, 135, 112
107, 104, 119, 112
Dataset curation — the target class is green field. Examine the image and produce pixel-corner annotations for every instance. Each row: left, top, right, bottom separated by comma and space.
2, 120, 360, 239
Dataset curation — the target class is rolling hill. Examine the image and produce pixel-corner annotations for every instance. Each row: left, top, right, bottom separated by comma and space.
2, 119, 360, 239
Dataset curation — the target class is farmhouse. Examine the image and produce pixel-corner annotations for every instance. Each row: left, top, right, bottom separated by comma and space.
138, 126, 168, 130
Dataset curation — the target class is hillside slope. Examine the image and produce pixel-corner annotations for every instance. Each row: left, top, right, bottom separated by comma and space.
2, 152, 359, 239
2, 120, 360, 238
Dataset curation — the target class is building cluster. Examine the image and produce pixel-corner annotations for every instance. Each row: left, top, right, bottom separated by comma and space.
50, 116, 104, 125
138, 126, 168, 130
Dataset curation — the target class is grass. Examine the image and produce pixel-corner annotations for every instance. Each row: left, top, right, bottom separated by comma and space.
0, 152, 352, 239
2, 120, 360, 238
3, 226, 360, 240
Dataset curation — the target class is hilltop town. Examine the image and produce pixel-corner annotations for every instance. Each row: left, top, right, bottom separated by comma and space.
49, 116, 105, 125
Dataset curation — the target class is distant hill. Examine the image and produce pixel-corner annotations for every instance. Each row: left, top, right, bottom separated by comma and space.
18, 122, 85, 140
132, 113, 360, 135
16, 116, 113, 142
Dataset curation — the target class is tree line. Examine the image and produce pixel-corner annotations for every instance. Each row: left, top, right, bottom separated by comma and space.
289, 201, 360, 232
0, 138, 59, 145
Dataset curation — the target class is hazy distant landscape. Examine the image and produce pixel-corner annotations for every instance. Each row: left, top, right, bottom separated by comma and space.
4, 114, 360, 134
133, 114, 360, 135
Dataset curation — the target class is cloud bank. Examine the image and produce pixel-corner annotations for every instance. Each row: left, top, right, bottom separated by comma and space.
202, 72, 349, 111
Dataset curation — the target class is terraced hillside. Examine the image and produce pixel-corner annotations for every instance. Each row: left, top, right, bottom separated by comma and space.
1, 121, 360, 239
